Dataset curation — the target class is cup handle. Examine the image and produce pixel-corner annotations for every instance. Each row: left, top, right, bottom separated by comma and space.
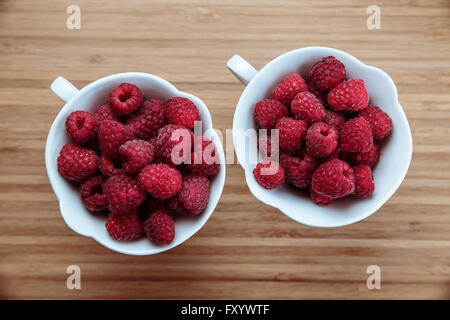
226, 54, 258, 85
50, 76, 79, 103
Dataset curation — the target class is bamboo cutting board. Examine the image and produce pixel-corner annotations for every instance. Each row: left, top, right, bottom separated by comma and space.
0, 0, 449, 299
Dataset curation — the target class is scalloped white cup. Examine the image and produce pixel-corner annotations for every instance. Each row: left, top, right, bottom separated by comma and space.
227, 47, 412, 228
46, 73, 226, 255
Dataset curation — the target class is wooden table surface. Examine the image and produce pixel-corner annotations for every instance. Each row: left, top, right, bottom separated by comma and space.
0, 0, 449, 299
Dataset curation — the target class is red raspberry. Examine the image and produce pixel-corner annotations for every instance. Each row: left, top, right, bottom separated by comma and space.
138, 163, 182, 199
358, 105, 392, 140
84, 137, 101, 155
99, 153, 124, 177
57, 143, 98, 181
188, 137, 220, 176
165, 97, 199, 129
109, 83, 143, 115
105, 175, 146, 214
310, 56, 346, 91
352, 165, 375, 197
305, 122, 339, 158
276, 117, 307, 153
290, 91, 325, 124
177, 174, 210, 215
106, 213, 143, 241
327, 79, 369, 112
167, 196, 191, 215
126, 99, 167, 140
349, 143, 380, 168
312, 159, 355, 198
316, 146, 342, 164
253, 160, 284, 190
95, 104, 120, 125
119, 139, 154, 175
307, 80, 328, 104
65, 111, 97, 145
156, 124, 193, 165
272, 73, 307, 106
139, 197, 176, 222
148, 137, 165, 163
143, 211, 175, 244
98, 120, 134, 157
254, 99, 289, 129
280, 152, 317, 188
309, 187, 333, 206
340, 118, 373, 153
323, 110, 346, 132
80, 176, 108, 212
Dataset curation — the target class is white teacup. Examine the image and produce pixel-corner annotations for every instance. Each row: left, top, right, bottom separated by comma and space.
46, 73, 226, 255
227, 47, 412, 227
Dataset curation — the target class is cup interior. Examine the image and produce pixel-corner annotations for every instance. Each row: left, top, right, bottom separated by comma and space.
46, 73, 226, 255
233, 47, 412, 227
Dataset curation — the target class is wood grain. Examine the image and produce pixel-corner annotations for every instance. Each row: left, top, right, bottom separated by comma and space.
0, 0, 449, 299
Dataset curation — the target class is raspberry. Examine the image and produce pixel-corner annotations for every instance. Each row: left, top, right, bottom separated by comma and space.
352, 165, 375, 197
126, 99, 167, 140
305, 122, 339, 158
176, 174, 210, 215
327, 79, 369, 112
310, 56, 346, 91
57, 143, 98, 181
254, 99, 289, 129
349, 143, 380, 168
139, 197, 176, 222
253, 160, 284, 190
119, 139, 154, 175
109, 83, 143, 115
65, 111, 97, 145
106, 213, 143, 241
272, 73, 307, 106
276, 117, 307, 153
148, 137, 165, 163
95, 104, 119, 125
340, 118, 373, 153
307, 80, 328, 104
358, 105, 392, 140
98, 120, 134, 157
323, 110, 346, 132
165, 97, 199, 129
338, 150, 352, 163
80, 176, 108, 212
280, 152, 317, 188
312, 159, 355, 198
83, 137, 101, 155
316, 146, 341, 164
143, 211, 175, 244
105, 175, 146, 214
309, 187, 333, 206
99, 153, 124, 177
290, 91, 325, 124
188, 137, 220, 176
156, 124, 193, 165
138, 163, 182, 199
167, 196, 191, 216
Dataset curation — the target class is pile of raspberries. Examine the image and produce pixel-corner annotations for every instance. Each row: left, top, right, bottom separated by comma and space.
57, 83, 219, 244
253, 56, 393, 206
